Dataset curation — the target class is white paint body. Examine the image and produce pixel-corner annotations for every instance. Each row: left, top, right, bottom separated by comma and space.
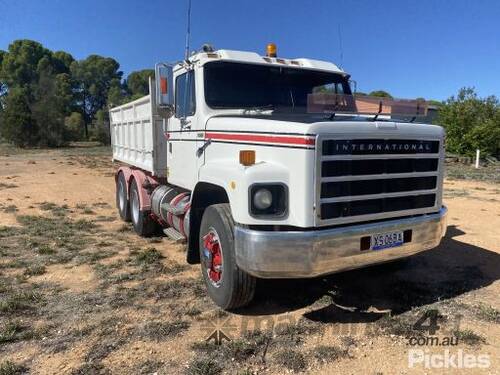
110, 49, 445, 229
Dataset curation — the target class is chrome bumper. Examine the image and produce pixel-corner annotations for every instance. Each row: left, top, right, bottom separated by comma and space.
234, 207, 447, 278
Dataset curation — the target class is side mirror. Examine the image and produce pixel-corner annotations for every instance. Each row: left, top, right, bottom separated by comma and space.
348, 79, 357, 94
155, 63, 174, 109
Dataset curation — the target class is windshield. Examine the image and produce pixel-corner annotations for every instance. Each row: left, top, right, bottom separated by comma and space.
204, 61, 351, 112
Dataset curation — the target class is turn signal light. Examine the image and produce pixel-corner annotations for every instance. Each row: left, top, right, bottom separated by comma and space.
239, 150, 256, 166
160, 77, 168, 94
266, 43, 277, 57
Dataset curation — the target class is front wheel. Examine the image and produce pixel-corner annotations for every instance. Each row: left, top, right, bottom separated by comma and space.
199, 204, 256, 310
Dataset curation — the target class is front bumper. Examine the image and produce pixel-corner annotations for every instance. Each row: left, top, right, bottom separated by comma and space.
234, 206, 447, 278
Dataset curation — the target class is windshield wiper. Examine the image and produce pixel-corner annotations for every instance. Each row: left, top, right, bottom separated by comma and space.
243, 104, 275, 114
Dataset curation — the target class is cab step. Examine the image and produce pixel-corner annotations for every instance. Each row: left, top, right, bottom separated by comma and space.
163, 227, 186, 243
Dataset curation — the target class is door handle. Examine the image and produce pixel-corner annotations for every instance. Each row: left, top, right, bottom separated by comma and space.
196, 139, 212, 157
180, 117, 191, 129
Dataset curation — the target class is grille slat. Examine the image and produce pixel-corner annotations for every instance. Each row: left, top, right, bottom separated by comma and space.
322, 158, 439, 177
321, 194, 437, 220
317, 138, 441, 223
320, 189, 438, 203
321, 176, 437, 198
322, 172, 439, 183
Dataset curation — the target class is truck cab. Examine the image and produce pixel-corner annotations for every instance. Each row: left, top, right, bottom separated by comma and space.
110, 45, 447, 309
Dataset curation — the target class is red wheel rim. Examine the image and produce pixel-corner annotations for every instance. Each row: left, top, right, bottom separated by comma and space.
203, 229, 223, 287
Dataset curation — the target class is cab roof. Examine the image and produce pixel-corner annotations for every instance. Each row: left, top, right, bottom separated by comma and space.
176, 49, 347, 75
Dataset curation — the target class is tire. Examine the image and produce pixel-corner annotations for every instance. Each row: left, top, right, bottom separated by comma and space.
116, 172, 131, 222
129, 179, 158, 237
199, 204, 256, 310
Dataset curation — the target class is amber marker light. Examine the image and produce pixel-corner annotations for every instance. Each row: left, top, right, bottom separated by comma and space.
239, 150, 256, 166
266, 43, 277, 57
160, 77, 168, 95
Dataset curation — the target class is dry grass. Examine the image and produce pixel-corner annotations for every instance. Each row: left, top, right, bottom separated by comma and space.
446, 161, 500, 183
0, 145, 498, 374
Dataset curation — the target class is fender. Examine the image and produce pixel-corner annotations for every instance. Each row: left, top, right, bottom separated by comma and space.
198, 160, 290, 225
116, 166, 159, 211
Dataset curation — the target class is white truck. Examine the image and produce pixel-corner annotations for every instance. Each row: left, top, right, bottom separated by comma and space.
110, 44, 447, 309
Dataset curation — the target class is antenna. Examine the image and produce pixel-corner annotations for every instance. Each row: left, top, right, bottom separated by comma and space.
184, 0, 192, 60
338, 24, 344, 68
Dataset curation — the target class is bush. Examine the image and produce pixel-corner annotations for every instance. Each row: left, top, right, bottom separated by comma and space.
64, 112, 84, 141
436, 88, 500, 157
0, 87, 37, 147
89, 109, 110, 145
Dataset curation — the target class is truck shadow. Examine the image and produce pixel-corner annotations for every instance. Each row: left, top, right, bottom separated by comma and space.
239, 225, 500, 322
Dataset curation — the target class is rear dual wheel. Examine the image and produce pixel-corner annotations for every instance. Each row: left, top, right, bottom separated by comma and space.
116, 173, 158, 237
199, 204, 256, 309
116, 172, 131, 222
129, 179, 159, 237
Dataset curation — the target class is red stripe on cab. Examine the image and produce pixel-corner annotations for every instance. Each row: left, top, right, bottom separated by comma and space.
205, 132, 315, 146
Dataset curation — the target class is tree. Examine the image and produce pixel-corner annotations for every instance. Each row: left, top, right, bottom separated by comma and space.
90, 109, 111, 145
369, 90, 393, 98
107, 78, 127, 107
126, 69, 154, 98
52, 51, 74, 74
436, 87, 500, 157
369, 90, 392, 98
0, 50, 7, 109
0, 40, 79, 147
427, 99, 443, 107
64, 112, 84, 141
0, 40, 51, 88
71, 55, 123, 138
0, 87, 37, 147
31, 61, 68, 147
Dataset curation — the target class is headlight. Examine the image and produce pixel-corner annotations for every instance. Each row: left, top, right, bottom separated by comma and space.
249, 184, 288, 218
253, 188, 273, 210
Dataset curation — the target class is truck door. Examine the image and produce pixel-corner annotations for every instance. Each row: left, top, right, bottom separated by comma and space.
166, 68, 200, 190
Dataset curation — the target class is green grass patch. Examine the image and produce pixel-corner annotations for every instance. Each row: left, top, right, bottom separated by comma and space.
117, 224, 132, 232
2, 205, 18, 213
0, 226, 19, 238
39, 202, 69, 217
452, 329, 486, 345
474, 304, 499, 323
133, 247, 164, 265
0, 361, 26, 375
0, 321, 34, 344
143, 320, 190, 341
37, 244, 56, 255
311, 345, 348, 363
373, 314, 423, 338
23, 264, 46, 276
0, 290, 42, 313
273, 349, 307, 372
186, 357, 222, 375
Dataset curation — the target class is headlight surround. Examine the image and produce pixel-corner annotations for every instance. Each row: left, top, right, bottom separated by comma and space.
249, 183, 288, 218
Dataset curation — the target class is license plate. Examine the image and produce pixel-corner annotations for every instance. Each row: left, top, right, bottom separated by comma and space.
371, 231, 404, 250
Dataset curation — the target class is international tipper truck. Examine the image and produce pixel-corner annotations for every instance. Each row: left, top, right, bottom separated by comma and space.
110, 44, 447, 309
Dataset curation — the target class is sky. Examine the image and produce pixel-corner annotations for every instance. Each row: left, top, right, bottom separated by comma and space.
1, 0, 499, 100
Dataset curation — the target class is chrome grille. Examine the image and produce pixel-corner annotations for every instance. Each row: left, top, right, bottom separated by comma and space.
315, 137, 443, 225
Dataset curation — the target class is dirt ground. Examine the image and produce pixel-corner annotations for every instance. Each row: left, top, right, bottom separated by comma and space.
0, 144, 498, 375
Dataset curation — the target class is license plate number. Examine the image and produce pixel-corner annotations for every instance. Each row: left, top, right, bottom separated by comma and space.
371, 231, 404, 250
